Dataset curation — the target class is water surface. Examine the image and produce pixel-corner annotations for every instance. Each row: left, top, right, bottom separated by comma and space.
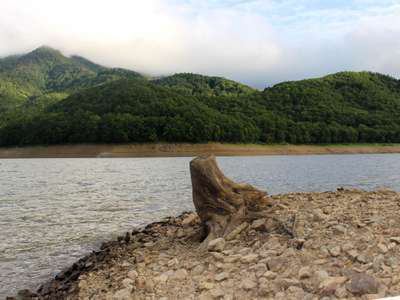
1, 154, 400, 297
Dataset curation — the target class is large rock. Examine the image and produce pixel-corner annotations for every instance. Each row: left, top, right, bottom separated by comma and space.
346, 273, 379, 295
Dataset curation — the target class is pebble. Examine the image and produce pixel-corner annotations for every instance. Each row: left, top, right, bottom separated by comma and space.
215, 272, 229, 282
225, 222, 248, 241
167, 258, 179, 267
319, 276, 347, 296
155, 272, 169, 284
264, 271, 277, 280
328, 246, 341, 257
298, 266, 311, 279
210, 287, 224, 298
192, 264, 205, 276
173, 269, 188, 280
199, 281, 215, 290
356, 254, 368, 264
251, 219, 267, 231
241, 253, 258, 263
377, 243, 388, 254
242, 278, 257, 290
121, 278, 134, 288
266, 257, 286, 272
224, 255, 241, 264
390, 237, 400, 244
314, 270, 329, 283
113, 288, 132, 300
127, 270, 138, 281
207, 238, 226, 252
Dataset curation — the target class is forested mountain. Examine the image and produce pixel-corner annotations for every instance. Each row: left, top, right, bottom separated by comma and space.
0, 46, 143, 124
153, 73, 255, 96
1, 47, 400, 146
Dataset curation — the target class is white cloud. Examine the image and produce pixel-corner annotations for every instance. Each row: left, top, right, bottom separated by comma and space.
0, 0, 400, 88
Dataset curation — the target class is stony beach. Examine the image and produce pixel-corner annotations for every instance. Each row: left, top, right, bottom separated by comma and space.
11, 188, 400, 300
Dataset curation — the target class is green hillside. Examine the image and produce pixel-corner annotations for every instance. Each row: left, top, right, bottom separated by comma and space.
153, 73, 256, 96
1, 70, 400, 146
1, 47, 400, 146
0, 46, 143, 125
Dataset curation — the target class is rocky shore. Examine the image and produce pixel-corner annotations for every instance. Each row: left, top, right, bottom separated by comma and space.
10, 188, 400, 300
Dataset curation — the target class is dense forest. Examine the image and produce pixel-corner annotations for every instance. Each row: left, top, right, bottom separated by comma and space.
1, 46, 400, 146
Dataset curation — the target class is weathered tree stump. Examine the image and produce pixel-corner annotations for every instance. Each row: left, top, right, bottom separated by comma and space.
190, 155, 272, 247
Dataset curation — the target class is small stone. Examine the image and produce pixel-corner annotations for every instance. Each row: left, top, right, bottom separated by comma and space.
329, 246, 341, 257
121, 278, 134, 288
372, 254, 384, 272
225, 222, 248, 241
215, 272, 229, 282
199, 281, 215, 290
251, 219, 267, 231
342, 242, 353, 252
385, 256, 398, 267
192, 264, 205, 275
210, 252, 224, 261
155, 272, 169, 284
198, 292, 213, 300
182, 213, 198, 226
356, 254, 368, 264
253, 263, 268, 274
143, 242, 154, 247
208, 238, 226, 252
346, 273, 379, 295
299, 266, 311, 279
210, 287, 224, 298
145, 279, 155, 292
266, 257, 286, 272
167, 257, 179, 267
127, 270, 138, 281
315, 270, 329, 283
335, 286, 347, 298
332, 225, 346, 234
275, 278, 301, 289
390, 237, 400, 244
377, 243, 388, 254
264, 271, 277, 280
136, 276, 146, 289
224, 255, 241, 264
121, 261, 131, 267
238, 247, 251, 255
242, 278, 257, 290
287, 286, 305, 298
241, 253, 259, 263
347, 249, 359, 260
319, 276, 348, 296
113, 288, 132, 300
173, 268, 188, 280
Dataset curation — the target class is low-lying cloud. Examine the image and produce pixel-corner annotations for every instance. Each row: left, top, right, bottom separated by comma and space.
1, 0, 400, 88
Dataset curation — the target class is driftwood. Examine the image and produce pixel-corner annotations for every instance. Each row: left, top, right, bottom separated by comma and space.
190, 155, 273, 246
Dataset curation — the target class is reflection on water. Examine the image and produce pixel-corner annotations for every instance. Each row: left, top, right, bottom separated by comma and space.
1, 154, 400, 297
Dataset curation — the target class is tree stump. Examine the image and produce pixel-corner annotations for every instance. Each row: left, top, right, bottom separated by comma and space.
190, 155, 272, 247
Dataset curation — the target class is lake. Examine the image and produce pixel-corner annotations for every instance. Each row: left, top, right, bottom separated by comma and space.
1, 154, 400, 297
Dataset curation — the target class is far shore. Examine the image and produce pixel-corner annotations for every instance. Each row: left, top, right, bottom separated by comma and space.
1, 143, 400, 159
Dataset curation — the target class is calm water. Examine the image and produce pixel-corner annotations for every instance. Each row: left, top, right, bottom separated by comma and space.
1, 154, 400, 297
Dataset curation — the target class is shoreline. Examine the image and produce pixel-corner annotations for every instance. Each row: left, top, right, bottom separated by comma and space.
10, 189, 400, 299
1, 143, 400, 158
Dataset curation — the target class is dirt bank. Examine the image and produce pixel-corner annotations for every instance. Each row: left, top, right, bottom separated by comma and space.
1, 143, 400, 158
11, 189, 400, 299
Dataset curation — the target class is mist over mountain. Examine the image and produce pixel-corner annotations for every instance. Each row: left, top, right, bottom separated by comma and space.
1, 47, 400, 146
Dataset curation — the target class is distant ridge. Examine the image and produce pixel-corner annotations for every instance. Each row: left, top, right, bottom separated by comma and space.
1, 47, 400, 146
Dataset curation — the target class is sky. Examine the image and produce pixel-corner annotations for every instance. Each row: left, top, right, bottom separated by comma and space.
1, 0, 400, 88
